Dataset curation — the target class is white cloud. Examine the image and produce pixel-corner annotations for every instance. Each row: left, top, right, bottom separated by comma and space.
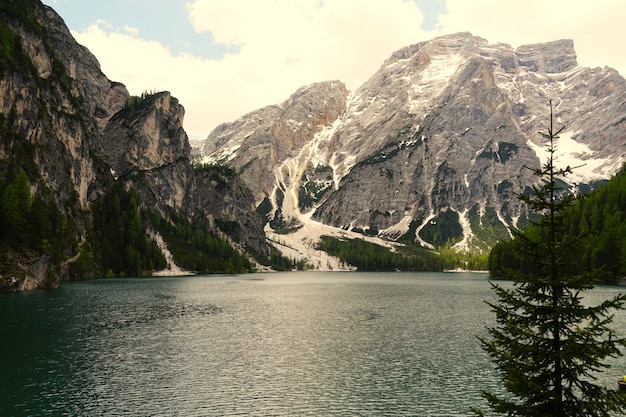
71, 0, 626, 140
437, 0, 626, 75
73, 0, 428, 139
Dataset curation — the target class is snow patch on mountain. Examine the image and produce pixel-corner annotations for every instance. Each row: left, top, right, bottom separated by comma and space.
380, 214, 413, 239
201, 143, 241, 164
408, 52, 463, 114
150, 230, 196, 276
452, 208, 472, 252
527, 132, 614, 183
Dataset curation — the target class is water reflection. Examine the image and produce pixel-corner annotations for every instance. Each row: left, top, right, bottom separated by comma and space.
1, 272, 624, 416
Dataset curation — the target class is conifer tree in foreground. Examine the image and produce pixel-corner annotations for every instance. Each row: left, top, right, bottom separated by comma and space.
473, 102, 626, 417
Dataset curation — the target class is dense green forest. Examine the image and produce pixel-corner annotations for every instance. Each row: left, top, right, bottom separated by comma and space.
0, 169, 78, 289
317, 235, 489, 272
417, 209, 464, 247
489, 165, 626, 283
317, 235, 443, 271
151, 212, 251, 274
0, 165, 259, 287
85, 178, 168, 278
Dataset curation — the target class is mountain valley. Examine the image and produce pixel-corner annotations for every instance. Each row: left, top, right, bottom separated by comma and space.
2, 1, 626, 289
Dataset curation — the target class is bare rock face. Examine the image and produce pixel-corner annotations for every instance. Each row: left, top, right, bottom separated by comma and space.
516, 39, 578, 73
0, 4, 125, 207
32, 5, 128, 128
102, 92, 190, 178
0, 2, 131, 289
200, 32, 626, 250
195, 167, 269, 257
100, 90, 272, 258
0, 1, 272, 289
202, 81, 349, 202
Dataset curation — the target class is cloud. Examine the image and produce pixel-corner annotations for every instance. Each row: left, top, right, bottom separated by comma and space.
71, 0, 626, 140
437, 0, 626, 75
73, 0, 429, 139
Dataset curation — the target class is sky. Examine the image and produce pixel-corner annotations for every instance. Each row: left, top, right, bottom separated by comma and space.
41, 0, 626, 140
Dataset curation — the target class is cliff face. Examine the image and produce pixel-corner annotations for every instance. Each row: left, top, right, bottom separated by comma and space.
203, 81, 349, 204
0, 2, 122, 207
101, 92, 196, 215
0, 1, 123, 290
103, 93, 190, 177
99, 91, 270, 258
0, 1, 270, 290
194, 166, 268, 257
200, 33, 626, 252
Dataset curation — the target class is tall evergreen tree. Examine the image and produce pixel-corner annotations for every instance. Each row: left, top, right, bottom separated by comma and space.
474, 102, 626, 416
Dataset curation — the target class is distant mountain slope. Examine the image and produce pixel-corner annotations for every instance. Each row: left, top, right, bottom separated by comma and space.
199, 32, 626, 256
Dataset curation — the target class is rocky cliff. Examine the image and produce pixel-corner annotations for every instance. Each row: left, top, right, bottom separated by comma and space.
203, 81, 349, 204
99, 91, 270, 259
0, 0, 270, 290
101, 92, 196, 216
200, 32, 626, 254
3, 1, 625, 282
0, 0, 119, 289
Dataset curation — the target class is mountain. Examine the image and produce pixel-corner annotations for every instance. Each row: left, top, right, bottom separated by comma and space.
3, 1, 626, 287
199, 32, 626, 257
0, 0, 271, 290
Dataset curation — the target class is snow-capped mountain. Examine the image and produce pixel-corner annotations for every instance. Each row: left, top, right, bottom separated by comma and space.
199, 32, 626, 255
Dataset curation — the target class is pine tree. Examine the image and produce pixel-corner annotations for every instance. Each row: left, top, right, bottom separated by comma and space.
474, 102, 626, 416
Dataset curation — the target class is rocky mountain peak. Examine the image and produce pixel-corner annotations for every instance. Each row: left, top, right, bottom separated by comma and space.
199, 32, 626, 255
34, 4, 129, 128
102, 91, 189, 178
516, 39, 577, 74
383, 33, 578, 79
201, 80, 349, 202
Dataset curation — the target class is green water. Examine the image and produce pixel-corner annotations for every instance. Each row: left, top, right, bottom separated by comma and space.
1, 272, 624, 416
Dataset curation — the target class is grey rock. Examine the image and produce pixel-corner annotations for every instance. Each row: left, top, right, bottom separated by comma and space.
202, 81, 349, 202
0, 2, 271, 288
199, 32, 626, 250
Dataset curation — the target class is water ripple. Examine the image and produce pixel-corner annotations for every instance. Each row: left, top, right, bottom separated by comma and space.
4, 273, 622, 416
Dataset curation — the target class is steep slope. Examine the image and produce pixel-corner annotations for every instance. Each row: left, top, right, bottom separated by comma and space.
0, 0, 126, 289
200, 32, 626, 256
100, 91, 270, 259
101, 92, 195, 216
0, 0, 125, 205
203, 81, 349, 202
0, 1, 271, 290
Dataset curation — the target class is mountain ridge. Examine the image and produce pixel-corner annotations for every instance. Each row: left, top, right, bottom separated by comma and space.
2, 1, 625, 287
198, 32, 626, 257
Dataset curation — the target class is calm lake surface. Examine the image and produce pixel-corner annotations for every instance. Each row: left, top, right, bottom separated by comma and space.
1, 272, 625, 416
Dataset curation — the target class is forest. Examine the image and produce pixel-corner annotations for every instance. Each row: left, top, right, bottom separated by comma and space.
0, 167, 258, 287
317, 235, 442, 271
87, 178, 168, 278
0, 169, 75, 289
150, 211, 251, 275
489, 165, 626, 282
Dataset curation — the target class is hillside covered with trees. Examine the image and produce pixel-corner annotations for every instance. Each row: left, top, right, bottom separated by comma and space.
489, 165, 626, 283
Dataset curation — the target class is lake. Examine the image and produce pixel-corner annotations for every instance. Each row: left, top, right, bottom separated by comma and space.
1, 272, 624, 416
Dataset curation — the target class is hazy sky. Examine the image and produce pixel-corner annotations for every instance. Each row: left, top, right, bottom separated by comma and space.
42, 0, 626, 140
